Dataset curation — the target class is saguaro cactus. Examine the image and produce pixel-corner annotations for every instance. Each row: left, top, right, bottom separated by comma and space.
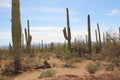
63, 8, 71, 51
24, 20, 32, 53
106, 31, 109, 43
103, 33, 105, 44
41, 40, 43, 52
97, 23, 102, 52
95, 30, 98, 44
9, 42, 12, 54
50, 42, 54, 52
87, 14, 91, 54
11, 0, 22, 73
119, 27, 120, 41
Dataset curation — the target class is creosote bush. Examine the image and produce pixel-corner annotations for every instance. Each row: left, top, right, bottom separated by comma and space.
39, 69, 55, 79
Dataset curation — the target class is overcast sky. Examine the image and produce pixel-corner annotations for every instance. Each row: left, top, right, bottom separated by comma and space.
0, 0, 120, 46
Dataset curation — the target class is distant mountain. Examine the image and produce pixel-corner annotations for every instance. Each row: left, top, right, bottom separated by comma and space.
0, 45, 9, 49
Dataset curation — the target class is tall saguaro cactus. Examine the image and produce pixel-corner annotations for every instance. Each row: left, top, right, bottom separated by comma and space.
63, 8, 71, 51
97, 23, 102, 52
24, 20, 32, 53
11, 0, 22, 73
119, 27, 120, 41
87, 14, 91, 54
95, 30, 98, 44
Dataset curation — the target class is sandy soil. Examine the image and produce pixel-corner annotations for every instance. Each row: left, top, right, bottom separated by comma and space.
0, 57, 120, 80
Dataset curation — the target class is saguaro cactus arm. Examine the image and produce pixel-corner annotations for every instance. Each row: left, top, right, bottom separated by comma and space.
24, 28, 28, 44
63, 27, 68, 40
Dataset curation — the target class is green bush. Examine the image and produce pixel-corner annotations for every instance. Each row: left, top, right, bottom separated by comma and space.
86, 62, 99, 74
0, 77, 6, 80
0, 76, 12, 80
105, 63, 114, 71
39, 69, 55, 79
63, 59, 75, 68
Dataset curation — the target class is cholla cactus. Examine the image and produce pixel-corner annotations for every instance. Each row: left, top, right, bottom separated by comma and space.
11, 0, 22, 73
63, 8, 71, 51
24, 20, 32, 53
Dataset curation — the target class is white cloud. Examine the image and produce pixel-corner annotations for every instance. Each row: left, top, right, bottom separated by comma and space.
29, 26, 96, 44
0, 31, 11, 39
0, 31, 11, 45
24, 7, 64, 14
107, 9, 120, 16
23, 6, 78, 17
0, 0, 11, 8
39, 7, 64, 13
30, 16, 65, 22
30, 26, 64, 43
0, 26, 97, 45
31, 26, 62, 31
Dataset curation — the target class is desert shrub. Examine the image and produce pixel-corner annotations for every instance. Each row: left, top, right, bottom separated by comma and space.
92, 43, 100, 53
63, 58, 76, 68
86, 62, 99, 74
0, 76, 13, 80
54, 44, 65, 58
39, 69, 55, 79
105, 63, 115, 71
0, 77, 7, 80
1, 62, 15, 76
95, 60, 101, 68
102, 32, 120, 60
72, 37, 88, 57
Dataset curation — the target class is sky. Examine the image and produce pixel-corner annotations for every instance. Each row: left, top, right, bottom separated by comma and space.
0, 0, 120, 46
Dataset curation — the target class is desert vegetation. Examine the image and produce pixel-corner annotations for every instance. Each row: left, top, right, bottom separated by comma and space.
0, 0, 120, 80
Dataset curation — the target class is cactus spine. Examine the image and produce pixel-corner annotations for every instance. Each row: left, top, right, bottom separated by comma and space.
87, 14, 91, 54
63, 8, 71, 51
11, 0, 22, 73
24, 20, 32, 53
97, 23, 102, 52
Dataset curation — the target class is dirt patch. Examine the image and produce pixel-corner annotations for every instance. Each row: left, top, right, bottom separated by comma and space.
83, 72, 120, 80
47, 74, 82, 80
42, 72, 120, 80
